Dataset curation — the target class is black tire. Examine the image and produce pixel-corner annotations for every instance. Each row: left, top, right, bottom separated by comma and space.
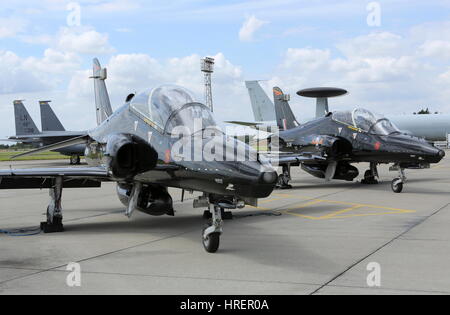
202, 226, 220, 253
391, 179, 403, 193
364, 170, 372, 178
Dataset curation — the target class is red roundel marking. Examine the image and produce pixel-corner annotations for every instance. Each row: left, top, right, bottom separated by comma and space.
164, 149, 171, 164
374, 142, 381, 151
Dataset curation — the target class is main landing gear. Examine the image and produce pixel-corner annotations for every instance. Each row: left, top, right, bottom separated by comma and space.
40, 177, 64, 233
361, 162, 379, 185
70, 155, 81, 165
277, 165, 292, 190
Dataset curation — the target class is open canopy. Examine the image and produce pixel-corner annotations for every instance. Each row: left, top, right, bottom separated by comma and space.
332, 108, 401, 136
130, 85, 216, 134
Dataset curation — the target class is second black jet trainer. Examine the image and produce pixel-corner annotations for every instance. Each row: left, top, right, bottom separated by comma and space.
271, 87, 445, 193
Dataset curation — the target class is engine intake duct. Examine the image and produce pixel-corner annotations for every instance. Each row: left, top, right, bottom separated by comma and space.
106, 133, 158, 179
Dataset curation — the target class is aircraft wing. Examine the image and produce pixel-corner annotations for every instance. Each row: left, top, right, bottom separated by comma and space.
0, 167, 110, 190
0, 167, 109, 178
0, 164, 181, 190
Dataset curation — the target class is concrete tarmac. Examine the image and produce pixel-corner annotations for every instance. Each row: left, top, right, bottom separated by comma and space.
0, 155, 449, 295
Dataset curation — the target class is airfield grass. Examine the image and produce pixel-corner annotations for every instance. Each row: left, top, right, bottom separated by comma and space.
0, 151, 67, 161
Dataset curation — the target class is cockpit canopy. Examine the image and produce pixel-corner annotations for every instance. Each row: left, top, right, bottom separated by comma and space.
332, 108, 401, 136
130, 85, 216, 134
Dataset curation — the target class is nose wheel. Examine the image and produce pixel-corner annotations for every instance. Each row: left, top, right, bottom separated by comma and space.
391, 178, 404, 193
202, 205, 224, 253
391, 167, 406, 193
70, 155, 81, 165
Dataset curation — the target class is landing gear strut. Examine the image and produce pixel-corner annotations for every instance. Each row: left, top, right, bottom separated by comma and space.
277, 165, 292, 189
361, 162, 379, 185
202, 205, 224, 253
70, 155, 81, 165
40, 177, 64, 233
391, 168, 406, 193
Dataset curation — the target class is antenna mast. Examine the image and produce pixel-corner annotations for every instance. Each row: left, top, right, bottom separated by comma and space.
201, 57, 215, 112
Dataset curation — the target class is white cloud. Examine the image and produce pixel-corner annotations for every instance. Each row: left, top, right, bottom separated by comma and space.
420, 40, 450, 60
57, 28, 115, 55
337, 32, 405, 58
239, 15, 268, 42
0, 17, 27, 38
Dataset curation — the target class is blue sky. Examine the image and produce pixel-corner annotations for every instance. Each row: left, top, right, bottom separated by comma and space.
1, 0, 450, 139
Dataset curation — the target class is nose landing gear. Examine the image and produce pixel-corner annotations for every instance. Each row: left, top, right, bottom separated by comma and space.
70, 155, 81, 165
391, 167, 406, 193
202, 205, 224, 253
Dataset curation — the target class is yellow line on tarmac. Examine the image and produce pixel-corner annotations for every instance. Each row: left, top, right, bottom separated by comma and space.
320, 205, 364, 219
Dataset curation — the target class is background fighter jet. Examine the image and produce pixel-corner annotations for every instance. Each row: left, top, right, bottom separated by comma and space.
5, 59, 114, 165
0, 60, 278, 253
7, 100, 87, 164
271, 87, 445, 193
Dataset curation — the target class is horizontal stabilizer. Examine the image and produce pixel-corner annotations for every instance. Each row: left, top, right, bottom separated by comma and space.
226, 121, 263, 128
12, 135, 89, 159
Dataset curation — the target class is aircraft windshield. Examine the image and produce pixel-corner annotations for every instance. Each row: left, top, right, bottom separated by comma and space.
130, 85, 198, 131
165, 103, 217, 135
332, 108, 400, 136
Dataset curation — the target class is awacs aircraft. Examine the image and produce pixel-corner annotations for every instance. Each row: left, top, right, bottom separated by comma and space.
271, 87, 445, 193
0, 61, 278, 253
5, 59, 114, 165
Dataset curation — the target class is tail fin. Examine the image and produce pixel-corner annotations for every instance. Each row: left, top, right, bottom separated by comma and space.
92, 58, 113, 126
13, 100, 40, 136
273, 87, 299, 131
245, 81, 276, 122
39, 101, 65, 132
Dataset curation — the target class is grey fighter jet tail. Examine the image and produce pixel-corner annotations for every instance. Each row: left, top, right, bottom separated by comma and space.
273, 87, 299, 131
92, 58, 113, 126
13, 100, 40, 136
40, 101, 66, 132
245, 81, 276, 122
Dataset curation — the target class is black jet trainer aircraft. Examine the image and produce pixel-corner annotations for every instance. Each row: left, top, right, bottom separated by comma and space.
271, 87, 445, 193
0, 60, 278, 253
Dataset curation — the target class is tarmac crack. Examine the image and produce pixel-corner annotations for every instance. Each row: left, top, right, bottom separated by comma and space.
309, 202, 450, 295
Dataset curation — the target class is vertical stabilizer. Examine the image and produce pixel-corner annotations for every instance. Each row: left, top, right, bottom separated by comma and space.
273, 87, 299, 131
40, 101, 66, 132
245, 81, 276, 122
13, 100, 40, 136
92, 58, 113, 126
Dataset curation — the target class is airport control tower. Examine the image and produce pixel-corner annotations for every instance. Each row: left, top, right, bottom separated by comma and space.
201, 57, 215, 112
